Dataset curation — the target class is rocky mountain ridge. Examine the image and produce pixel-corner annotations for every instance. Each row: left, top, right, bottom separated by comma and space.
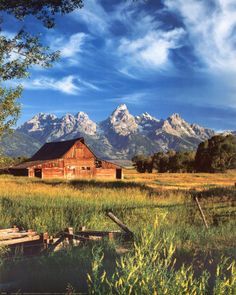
15, 104, 216, 159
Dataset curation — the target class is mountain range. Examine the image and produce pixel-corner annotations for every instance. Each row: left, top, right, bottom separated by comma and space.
1, 104, 217, 159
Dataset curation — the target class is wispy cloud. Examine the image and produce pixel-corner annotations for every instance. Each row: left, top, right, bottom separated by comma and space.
118, 28, 185, 72
9, 75, 100, 95
164, 0, 236, 73
23, 75, 80, 95
50, 32, 88, 66
70, 1, 186, 74
59, 33, 87, 58
71, 0, 109, 34
78, 79, 101, 91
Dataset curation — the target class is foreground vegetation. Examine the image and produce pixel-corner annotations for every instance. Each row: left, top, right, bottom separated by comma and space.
0, 172, 235, 293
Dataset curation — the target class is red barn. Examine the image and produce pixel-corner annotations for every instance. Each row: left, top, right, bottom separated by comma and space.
10, 138, 123, 180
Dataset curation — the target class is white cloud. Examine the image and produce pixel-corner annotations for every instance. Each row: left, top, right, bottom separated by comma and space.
118, 28, 185, 70
164, 0, 236, 72
23, 75, 80, 95
78, 79, 101, 91
48, 32, 88, 67
69, 1, 186, 73
9, 75, 101, 95
57, 33, 87, 58
71, 0, 109, 34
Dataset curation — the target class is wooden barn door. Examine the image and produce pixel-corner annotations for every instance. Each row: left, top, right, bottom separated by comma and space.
34, 168, 42, 178
67, 167, 76, 179
116, 169, 122, 179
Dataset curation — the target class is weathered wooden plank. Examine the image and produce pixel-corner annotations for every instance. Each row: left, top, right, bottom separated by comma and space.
63, 232, 89, 241
195, 197, 209, 229
0, 235, 41, 246
106, 212, 133, 236
45, 235, 66, 254
74, 230, 121, 237
0, 227, 19, 233
0, 232, 37, 241
0, 230, 36, 237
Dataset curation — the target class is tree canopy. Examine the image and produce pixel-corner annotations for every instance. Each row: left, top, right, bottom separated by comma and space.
132, 135, 236, 173
0, 0, 83, 135
0, 0, 83, 28
195, 134, 236, 172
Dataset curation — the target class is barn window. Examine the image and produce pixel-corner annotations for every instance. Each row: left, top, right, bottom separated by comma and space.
81, 167, 86, 170
87, 167, 91, 170
95, 159, 102, 168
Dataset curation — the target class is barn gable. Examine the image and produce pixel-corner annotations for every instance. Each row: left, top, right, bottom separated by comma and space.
31, 138, 84, 161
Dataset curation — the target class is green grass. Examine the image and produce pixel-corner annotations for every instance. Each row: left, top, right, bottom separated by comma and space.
0, 176, 235, 293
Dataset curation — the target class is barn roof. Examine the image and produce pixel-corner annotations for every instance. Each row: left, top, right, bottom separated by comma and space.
10, 160, 51, 169
30, 137, 84, 161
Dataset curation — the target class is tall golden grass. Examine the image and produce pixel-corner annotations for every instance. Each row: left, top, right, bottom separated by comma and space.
0, 173, 235, 293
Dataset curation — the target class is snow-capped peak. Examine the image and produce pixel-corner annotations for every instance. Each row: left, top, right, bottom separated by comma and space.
110, 104, 130, 121
61, 113, 76, 124
100, 104, 138, 136
168, 113, 183, 122
77, 111, 89, 121
76, 112, 97, 135
30, 113, 57, 122
140, 112, 159, 121
115, 104, 128, 111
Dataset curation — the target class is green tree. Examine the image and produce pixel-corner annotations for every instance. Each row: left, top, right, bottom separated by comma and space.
144, 156, 153, 173
195, 135, 236, 172
168, 151, 195, 173
152, 151, 172, 172
152, 152, 169, 172
132, 155, 153, 173
0, 0, 83, 135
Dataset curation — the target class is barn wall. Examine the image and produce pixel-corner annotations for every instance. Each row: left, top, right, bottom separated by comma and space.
28, 168, 34, 177
42, 168, 64, 179
64, 159, 95, 167
64, 141, 95, 160
94, 168, 116, 179
101, 161, 119, 169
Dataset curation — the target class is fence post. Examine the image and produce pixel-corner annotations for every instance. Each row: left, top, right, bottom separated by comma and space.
195, 197, 209, 229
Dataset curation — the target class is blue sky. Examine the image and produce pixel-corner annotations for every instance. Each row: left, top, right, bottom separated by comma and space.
4, 0, 236, 130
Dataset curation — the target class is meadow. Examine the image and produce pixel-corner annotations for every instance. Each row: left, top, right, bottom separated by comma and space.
0, 170, 235, 294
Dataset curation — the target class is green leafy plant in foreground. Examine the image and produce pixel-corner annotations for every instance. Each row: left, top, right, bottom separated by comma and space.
87, 218, 236, 295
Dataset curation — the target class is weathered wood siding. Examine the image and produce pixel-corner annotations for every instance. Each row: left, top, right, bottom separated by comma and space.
10, 139, 122, 180
95, 168, 116, 179
63, 141, 96, 179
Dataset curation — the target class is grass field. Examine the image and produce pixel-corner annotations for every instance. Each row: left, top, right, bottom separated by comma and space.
124, 169, 236, 190
0, 171, 235, 294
